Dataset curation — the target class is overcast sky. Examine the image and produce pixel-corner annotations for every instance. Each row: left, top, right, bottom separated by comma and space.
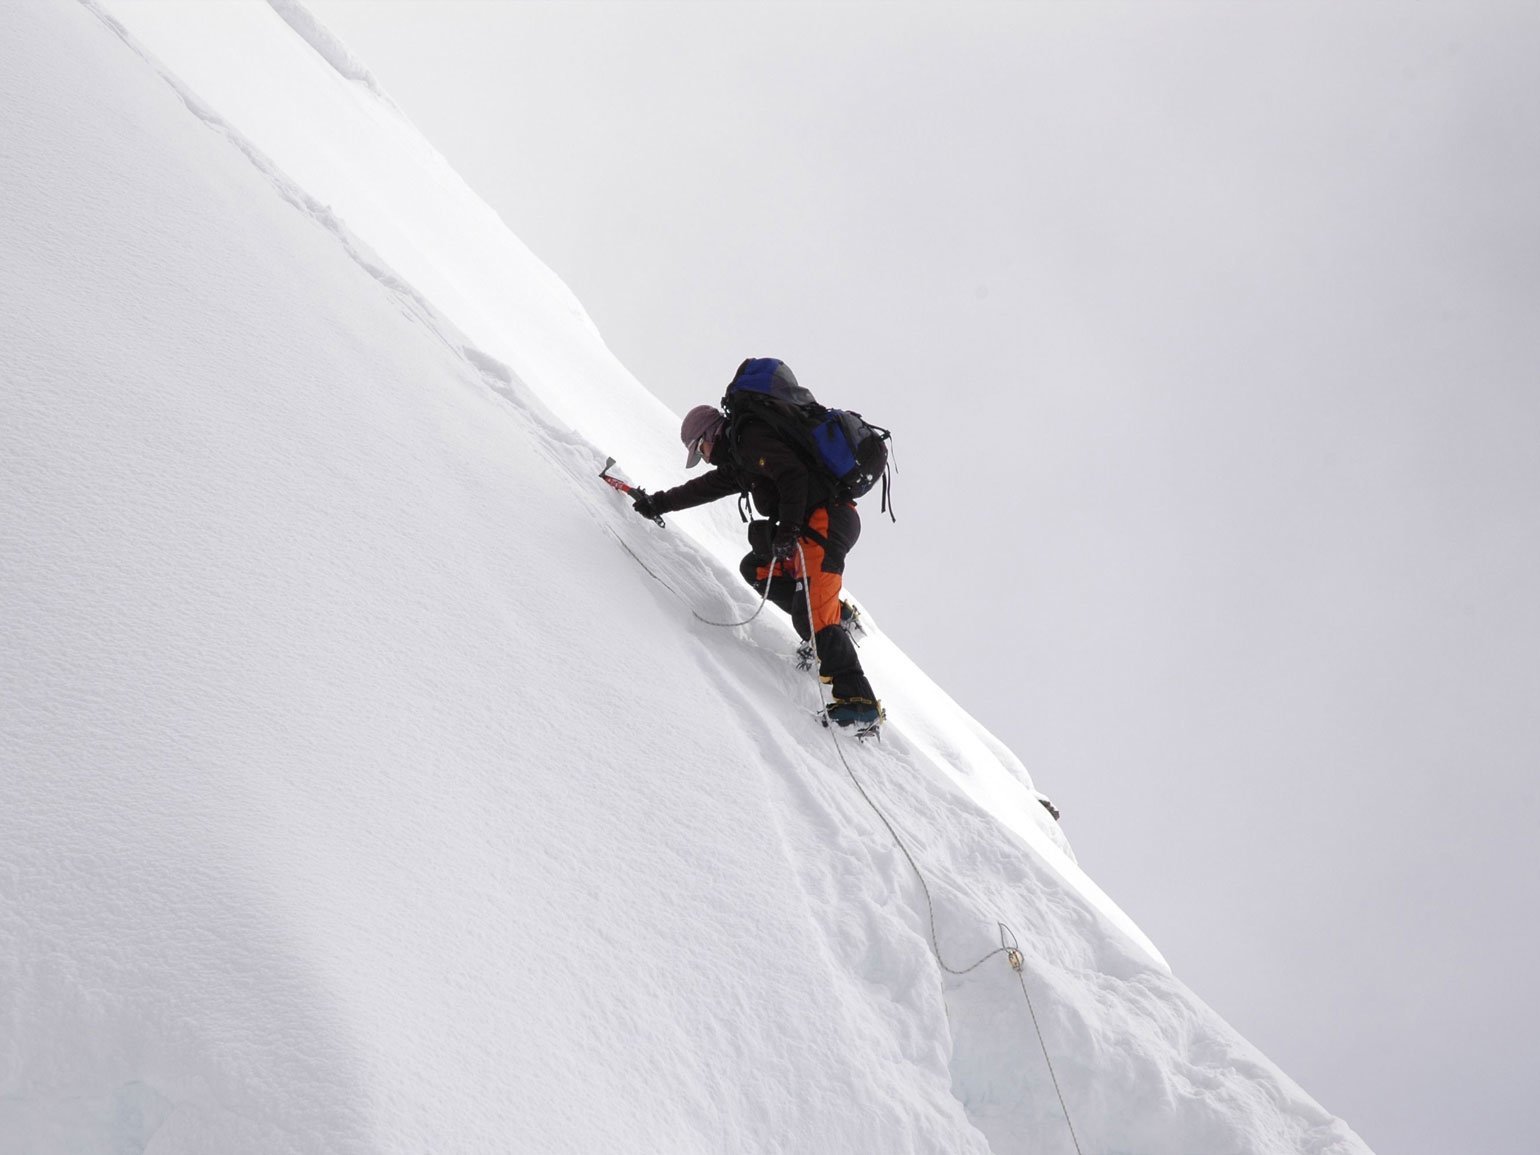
303, 3, 1539, 1151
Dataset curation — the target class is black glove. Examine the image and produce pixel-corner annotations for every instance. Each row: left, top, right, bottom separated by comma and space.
771, 525, 799, 561
631, 491, 661, 521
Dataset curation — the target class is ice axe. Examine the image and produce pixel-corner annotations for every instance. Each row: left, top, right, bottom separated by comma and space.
599, 456, 665, 526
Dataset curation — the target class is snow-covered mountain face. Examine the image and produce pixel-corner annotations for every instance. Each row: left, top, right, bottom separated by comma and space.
1, 3, 1371, 1153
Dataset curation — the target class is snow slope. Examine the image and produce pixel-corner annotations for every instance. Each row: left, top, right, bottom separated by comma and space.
0, 2, 1372, 1152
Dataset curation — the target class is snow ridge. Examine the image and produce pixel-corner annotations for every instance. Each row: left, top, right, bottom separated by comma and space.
84, 2, 424, 323
264, 0, 396, 106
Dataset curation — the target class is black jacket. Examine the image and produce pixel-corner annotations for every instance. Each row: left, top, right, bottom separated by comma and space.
650, 416, 836, 529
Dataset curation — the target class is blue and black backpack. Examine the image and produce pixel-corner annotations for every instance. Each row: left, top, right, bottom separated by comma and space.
721, 358, 894, 517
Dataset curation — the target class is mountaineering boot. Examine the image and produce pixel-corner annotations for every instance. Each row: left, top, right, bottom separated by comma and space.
826, 696, 884, 733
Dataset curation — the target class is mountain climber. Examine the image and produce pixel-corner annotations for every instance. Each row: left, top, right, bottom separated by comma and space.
630, 400, 882, 731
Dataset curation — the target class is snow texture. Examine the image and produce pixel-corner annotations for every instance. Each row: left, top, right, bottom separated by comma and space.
0, 2, 1373, 1153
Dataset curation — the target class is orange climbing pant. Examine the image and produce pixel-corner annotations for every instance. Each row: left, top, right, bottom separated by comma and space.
754, 507, 844, 634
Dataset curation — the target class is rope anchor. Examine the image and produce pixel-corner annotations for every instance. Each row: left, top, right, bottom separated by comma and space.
999, 923, 1024, 972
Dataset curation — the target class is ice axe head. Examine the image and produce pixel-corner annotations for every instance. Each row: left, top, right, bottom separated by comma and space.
599, 457, 633, 493
599, 456, 665, 526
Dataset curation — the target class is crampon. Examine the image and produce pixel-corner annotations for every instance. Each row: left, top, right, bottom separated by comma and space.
819, 697, 885, 741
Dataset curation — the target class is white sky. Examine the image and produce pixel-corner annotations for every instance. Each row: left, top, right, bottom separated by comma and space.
304, 3, 1539, 1152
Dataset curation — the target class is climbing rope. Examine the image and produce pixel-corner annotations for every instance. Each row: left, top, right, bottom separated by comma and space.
605, 526, 773, 627
787, 542, 1086, 1155
690, 563, 774, 628
609, 521, 1085, 1154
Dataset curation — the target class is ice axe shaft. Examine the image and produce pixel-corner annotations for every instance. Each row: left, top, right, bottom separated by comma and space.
600, 457, 665, 526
